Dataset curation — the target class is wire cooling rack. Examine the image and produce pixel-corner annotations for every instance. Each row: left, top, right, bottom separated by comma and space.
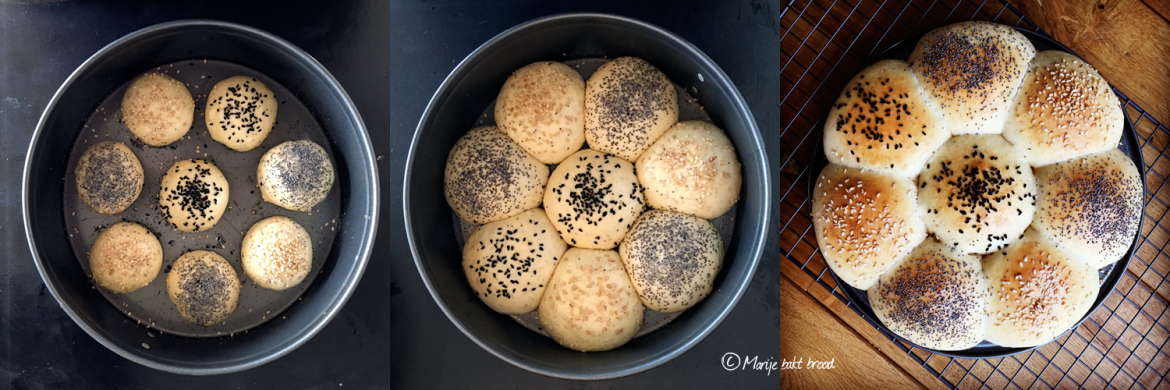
775, 0, 1170, 388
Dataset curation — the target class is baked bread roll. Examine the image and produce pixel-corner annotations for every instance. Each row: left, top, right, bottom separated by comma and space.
242, 216, 313, 291
166, 250, 241, 326
918, 134, 1035, 254
1002, 51, 1123, 167
909, 21, 1035, 134
637, 121, 741, 219
823, 60, 949, 176
159, 159, 229, 233
544, 149, 644, 249
619, 210, 722, 313
89, 222, 163, 293
121, 72, 194, 146
206, 76, 278, 152
868, 237, 988, 350
983, 229, 1098, 348
445, 126, 548, 224
1033, 149, 1141, 268
75, 141, 143, 215
462, 208, 567, 315
495, 61, 586, 164
812, 163, 926, 290
257, 140, 335, 212
585, 57, 679, 161
538, 248, 643, 352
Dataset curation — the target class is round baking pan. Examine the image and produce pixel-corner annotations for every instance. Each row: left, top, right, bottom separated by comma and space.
23, 20, 379, 374
404, 13, 771, 379
809, 25, 1142, 359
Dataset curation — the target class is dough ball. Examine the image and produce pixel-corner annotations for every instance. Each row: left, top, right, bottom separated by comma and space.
495, 61, 586, 164
445, 126, 548, 224
159, 159, 229, 233
242, 216, 313, 291
121, 72, 194, 146
538, 248, 643, 352
258, 140, 335, 212
206, 76, 278, 152
909, 21, 1035, 134
637, 121, 742, 219
823, 60, 950, 176
89, 222, 163, 293
462, 208, 568, 315
1002, 51, 1124, 167
812, 164, 926, 289
584, 57, 678, 161
619, 210, 722, 313
166, 250, 241, 326
75, 141, 143, 214
1033, 149, 1142, 268
983, 229, 1098, 348
918, 134, 1035, 254
868, 237, 988, 351
544, 149, 645, 249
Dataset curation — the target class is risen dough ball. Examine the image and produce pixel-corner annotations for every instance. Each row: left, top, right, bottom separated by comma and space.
909, 21, 1035, 134
812, 164, 926, 290
918, 134, 1035, 254
206, 76, 278, 152
242, 216, 313, 291
1002, 51, 1124, 167
121, 72, 194, 146
619, 210, 722, 313
257, 140, 335, 212
462, 208, 567, 315
983, 229, 1098, 348
637, 121, 742, 219
75, 141, 143, 214
868, 238, 988, 351
544, 149, 645, 249
585, 57, 679, 161
538, 248, 643, 352
495, 61, 586, 164
445, 126, 548, 224
166, 250, 240, 326
823, 60, 950, 176
1033, 149, 1142, 268
159, 159, 229, 233
89, 222, 163, 293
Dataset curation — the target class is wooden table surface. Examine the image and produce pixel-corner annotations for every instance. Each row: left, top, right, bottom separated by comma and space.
774, 1, 1170, 389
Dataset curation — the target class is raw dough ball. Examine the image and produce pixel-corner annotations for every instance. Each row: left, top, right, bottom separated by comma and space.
868, 238, 989, 351
823, 59, 950, 176
584, 57, 678, 161
75, 141, 143, 214
206, 76, 278, 152
166, 250, 241, 326
257, 140, 335, 212
1033, 149, 1142, 268
637, 121, 741, 219
89, 222, 163, 293
544, 149, 645, 249
918, 134, 1035, 254
121, 72, 194, 146
495, 61, 586, 164
462, 208, 567, 315
538, 248, 643, 352
619, 210, 722, 313
812, 163, 927, 290
242, 216, 313, 291
445, 126, 548, 224
159, 159, 229, 233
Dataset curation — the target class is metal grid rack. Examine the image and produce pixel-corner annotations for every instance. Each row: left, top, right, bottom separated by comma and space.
774, 0, 1170, 388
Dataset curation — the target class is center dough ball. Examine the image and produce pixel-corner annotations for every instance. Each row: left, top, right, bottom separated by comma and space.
242, 216, 313, 291
544, 149, 645, 249
538, 248, 644, 352
166, 250, 241, 326
159, 159, 229, 233
584, 57, 678, 161
494, 61, 586, 164
206, 76, 278, 152
121, 72, 194, 146
462, 208, 567, 315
